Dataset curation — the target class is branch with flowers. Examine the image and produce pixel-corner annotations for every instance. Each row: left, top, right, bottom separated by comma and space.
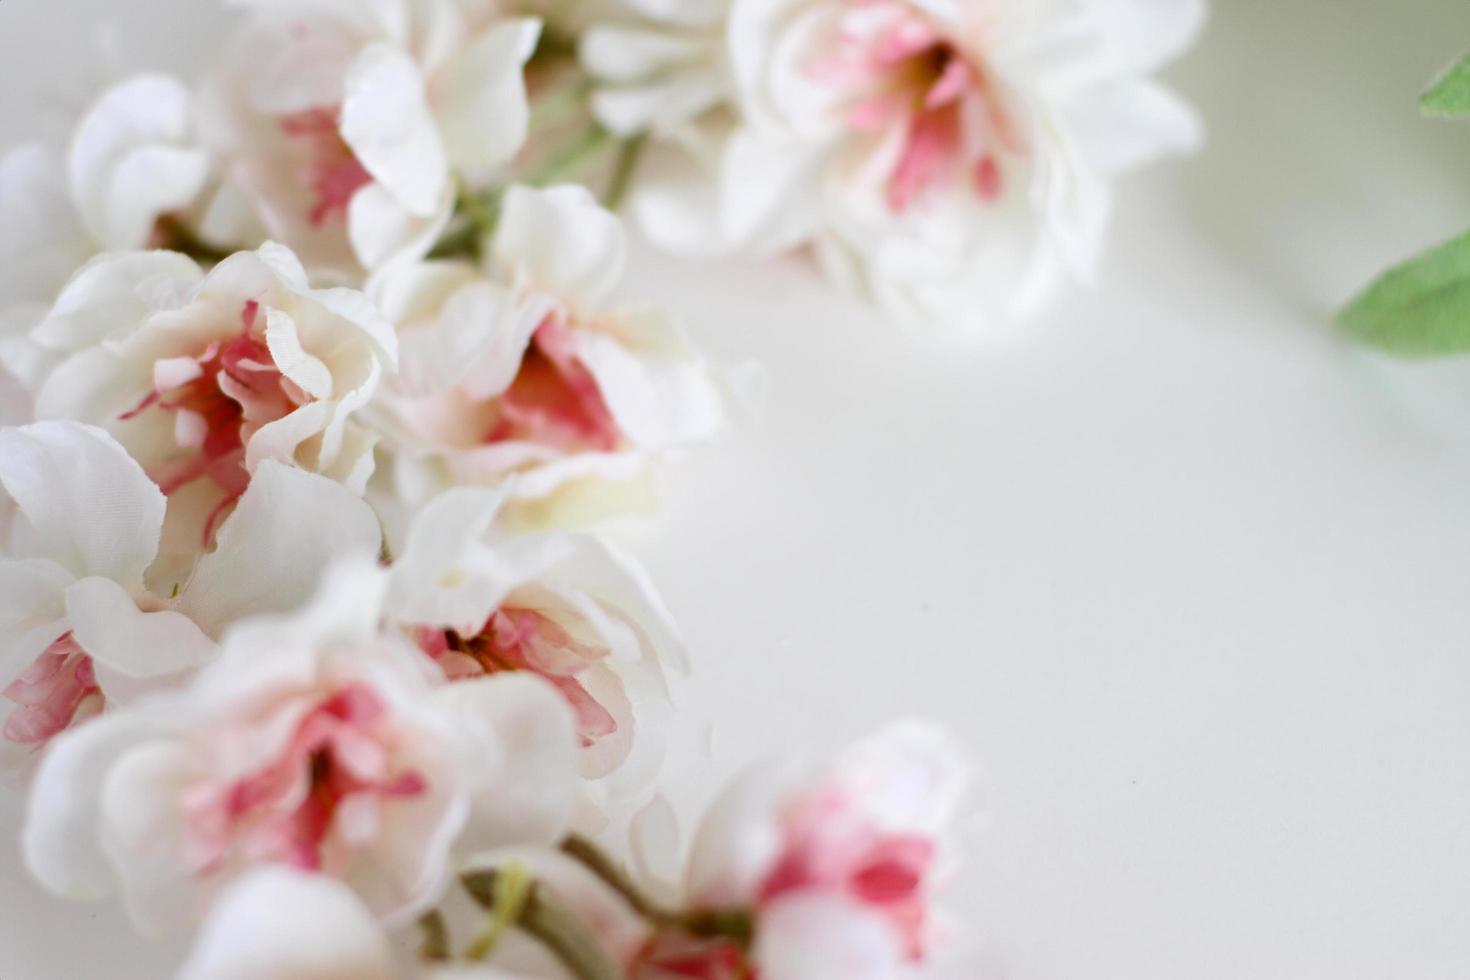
0, 0, 1205, 977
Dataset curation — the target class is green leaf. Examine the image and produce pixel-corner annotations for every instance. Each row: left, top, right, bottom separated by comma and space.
1420, 53, 1470, 117
1338, 228, 1470, 357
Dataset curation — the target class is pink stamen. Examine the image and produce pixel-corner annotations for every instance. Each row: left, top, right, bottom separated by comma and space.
2, 635, 101, 747
118, 301, 303, 545
422, 606, 620, 751
185, 682, 427, 876
484, 318, 623, 454
279, 107, 373, 227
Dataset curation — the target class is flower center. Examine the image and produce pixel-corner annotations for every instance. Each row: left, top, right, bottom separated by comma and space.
816, 1, 1025, 213
421, 609, 617, 749
635, 934, 750, 980
183, 683, 427, 876
280, 107, 374, 227
1, 634, 101, 748
757, 790, 937, 959
120, 300, 305, 543
484, 318, 623, 453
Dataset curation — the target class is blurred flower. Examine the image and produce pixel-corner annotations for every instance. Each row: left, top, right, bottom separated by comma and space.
0, 421, 379, 772
203, 1, 542, 273
387, 486, 685, 802
367, 184, 728, 519
487, 722, 972, 980
0, 73, 210, 311
22, 559, 578, 933
604, 0, 1205, 328
15, 244, 396, 561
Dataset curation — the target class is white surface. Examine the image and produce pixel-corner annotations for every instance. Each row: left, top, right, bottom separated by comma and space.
5, 1, 1470, 978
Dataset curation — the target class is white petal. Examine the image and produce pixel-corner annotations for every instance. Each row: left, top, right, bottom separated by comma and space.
65, 576, 218, 679
347, 179, 455, 270
179, 869, 396, 980
834, 721, 970, 835
340, 44, 448, 216
0, 559, 73, 688
179, 461, 381, 633
0, 143, 89, 307
491, 185, 627, 313
755, 894, 904, 980
387, 486, 516, 633
440, 672, 578, 850
0, 422, 164, 586
265, 307, 334, 399
68, 74, 201, 249
31, 250, 203, 354
574, 308, 726, 450
22, 711, 162, 900
433, 18, 541, 172
1065, 79, 1203, 175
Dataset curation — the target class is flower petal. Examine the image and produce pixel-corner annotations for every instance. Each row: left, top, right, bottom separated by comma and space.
491, 185, 627, 314
179, 461, 382, 633
22, 711, 163, 900
0, 559, 74, 689
754, 894, 904, 980
0, 422, 164, 586
440, 672, 578, 850
340, 44, 448, 216
66, 576, 218, 680
433, 18, 541, 172
178, 868, 397, 980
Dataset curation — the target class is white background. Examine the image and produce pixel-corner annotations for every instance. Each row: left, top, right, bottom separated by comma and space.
4, 1, 1470, 978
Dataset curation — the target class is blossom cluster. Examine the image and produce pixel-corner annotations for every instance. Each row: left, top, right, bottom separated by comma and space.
0, 0, 1202, 976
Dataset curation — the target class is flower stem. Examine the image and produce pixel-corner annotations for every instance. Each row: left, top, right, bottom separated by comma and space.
464, 864, 533, 961
527, 126, 619, 188
558, 835, 753, 945
461, 870, 626, 980
605, 135, 647, 211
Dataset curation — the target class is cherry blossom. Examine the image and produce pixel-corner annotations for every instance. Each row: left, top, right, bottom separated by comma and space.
367, 184, 728, 518
22, 559, 579, 933
0, 421, 380, 772
603, 0, 1205, 327
203, 0, 542, 273
19, 243, 396, 562
387, 485, 686, 802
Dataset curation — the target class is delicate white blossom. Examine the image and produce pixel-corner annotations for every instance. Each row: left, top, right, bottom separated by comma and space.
598, 0, 1206, 328
203, 0, 542, 273
387, 486, 685, 801
368, 184, 728, 518
0, 421, 380, 771
22, 559, 578, 933
17, 243, 397, 562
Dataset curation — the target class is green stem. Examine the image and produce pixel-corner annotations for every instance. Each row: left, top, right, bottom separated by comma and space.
462, 871, 626, 980
558, 835, 753, 945
604, 135, 647, 211
527, 126, 619, 188
464, 865, 533, 961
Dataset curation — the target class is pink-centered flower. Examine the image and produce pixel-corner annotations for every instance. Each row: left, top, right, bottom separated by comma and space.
21, 559, 578, 933
0, 421, 382, 774
497, 723, 971, 980
607, 0, 1206, 328
202, 1, 541, 273
386, 486, 685, 804
367, 185, 729, 519
23, 244, 396, 561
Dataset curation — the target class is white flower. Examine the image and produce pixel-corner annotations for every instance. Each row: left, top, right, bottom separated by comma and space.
623, 0, 1205, 328
23, 243, 397, 560
203, 1, 542, 273
387, 486, 685, 801
367, 184, 728, 518
0, 74, 212, 377
0, 421, 380, 772
500, 723, 970, 980
22, 559, 579, 934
